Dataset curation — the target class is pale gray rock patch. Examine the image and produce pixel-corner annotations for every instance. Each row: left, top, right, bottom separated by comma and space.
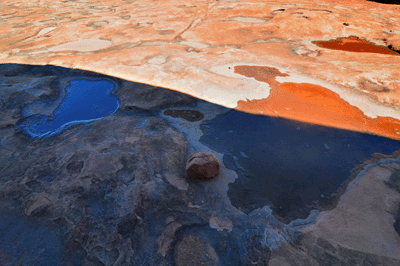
299, 159, 400, 260
37, 27, 57, 37
230, 16, 267, 23
48, 39, 113, 52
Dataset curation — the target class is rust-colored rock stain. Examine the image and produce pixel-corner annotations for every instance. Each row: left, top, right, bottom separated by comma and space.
234, 65, 400, 141
312, 36, 400, 56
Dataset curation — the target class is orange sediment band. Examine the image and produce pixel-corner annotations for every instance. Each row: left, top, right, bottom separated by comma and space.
234, 65, 400, 141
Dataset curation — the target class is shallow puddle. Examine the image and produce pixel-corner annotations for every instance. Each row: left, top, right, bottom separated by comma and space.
199, 109, 400, 222
312, 36, 400, 56
18, 79, 119, 138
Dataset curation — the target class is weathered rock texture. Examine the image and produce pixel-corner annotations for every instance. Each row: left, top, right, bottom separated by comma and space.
186, 152, 220, 180
2, 0, 400, 264
1, 0, 400, 140
1, 64, 400, 265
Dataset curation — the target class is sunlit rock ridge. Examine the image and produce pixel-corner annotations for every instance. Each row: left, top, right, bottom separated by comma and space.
1, 0, 400, 139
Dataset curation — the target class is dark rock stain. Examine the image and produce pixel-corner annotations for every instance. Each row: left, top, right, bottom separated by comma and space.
271, 9, 285, 14
37, 173, 56, 182
309, 9, 333, 13
385, 169, 400, 236
163, 109, 204, 122
66, 160, 84, 175
25, 179, 42, 190
159, 30, 175, 35
366, 0, 400, 4
117, 214, 138, 235
115, 155, 137, 184
359, 79, 390, 93
388, 44, 400, 54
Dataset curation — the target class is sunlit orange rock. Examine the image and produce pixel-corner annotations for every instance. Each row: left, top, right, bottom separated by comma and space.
234, 65, 400, 140
1, 0, 400, 139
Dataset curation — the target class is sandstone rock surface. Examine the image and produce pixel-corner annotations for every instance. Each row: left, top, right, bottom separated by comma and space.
1, 0, 400, 140
186, 152, 220, 180
1, 63, 400, 265
2, 0, 400, 264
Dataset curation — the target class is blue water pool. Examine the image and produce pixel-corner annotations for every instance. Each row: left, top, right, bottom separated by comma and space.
18, 79, 119, 138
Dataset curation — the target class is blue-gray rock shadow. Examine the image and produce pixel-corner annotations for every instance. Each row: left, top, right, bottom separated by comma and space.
2, 62, 400, 225
0, 209, 78, 266
199, 109, 400, 222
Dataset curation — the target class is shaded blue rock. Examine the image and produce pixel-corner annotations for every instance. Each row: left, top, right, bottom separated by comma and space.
1, 63, 400, 266
199, 109, 400, 222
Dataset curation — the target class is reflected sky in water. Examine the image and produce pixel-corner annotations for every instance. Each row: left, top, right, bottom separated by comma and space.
18, 79, 119, 138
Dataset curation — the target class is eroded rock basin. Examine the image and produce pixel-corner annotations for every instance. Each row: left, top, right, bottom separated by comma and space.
1, 64, 400, 265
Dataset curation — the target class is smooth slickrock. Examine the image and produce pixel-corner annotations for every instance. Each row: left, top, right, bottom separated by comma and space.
1, 0, 400, 140
186, 152, 220, 180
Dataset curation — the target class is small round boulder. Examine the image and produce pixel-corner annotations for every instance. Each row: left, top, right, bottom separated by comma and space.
186, 152, 220, 180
